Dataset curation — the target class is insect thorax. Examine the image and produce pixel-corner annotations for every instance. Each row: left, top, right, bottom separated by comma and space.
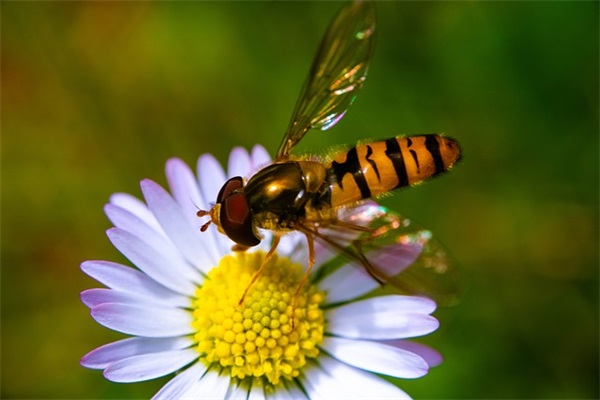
244, 160, 332, 231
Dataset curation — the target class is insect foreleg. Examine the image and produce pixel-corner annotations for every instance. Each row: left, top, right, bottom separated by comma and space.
289, 232, 316, 330
238, 235, 281, 306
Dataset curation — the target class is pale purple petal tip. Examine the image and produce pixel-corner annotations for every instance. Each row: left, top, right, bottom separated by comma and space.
81, 336, 192, 369
103, 349, 198, 383
106, 228, 198, 295
80, 260, 191, 308
90, 303, 193, 337
383, 340, 444, 368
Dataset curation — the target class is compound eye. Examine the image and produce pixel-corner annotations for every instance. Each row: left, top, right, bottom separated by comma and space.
217, 176, 244, 203
220, 192, 261, 247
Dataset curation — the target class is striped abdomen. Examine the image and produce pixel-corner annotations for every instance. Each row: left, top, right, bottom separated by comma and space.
327, 134, 461, 207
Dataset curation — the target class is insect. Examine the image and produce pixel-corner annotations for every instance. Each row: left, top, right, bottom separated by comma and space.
198, 0, 461, 308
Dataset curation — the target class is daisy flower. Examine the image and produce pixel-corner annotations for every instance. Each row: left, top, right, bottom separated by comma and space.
81, 145, 442, 399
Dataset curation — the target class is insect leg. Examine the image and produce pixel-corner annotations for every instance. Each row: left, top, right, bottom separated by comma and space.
290, 232, 317, 329
297, 222, 386, 285
238, 235, 281, 306
324, 219, 374, 234
324, 217, 403, 243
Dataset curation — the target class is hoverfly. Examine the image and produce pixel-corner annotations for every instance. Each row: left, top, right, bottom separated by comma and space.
198, 0, 461, 308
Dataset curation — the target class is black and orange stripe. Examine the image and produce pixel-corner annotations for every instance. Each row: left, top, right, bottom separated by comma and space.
327, 134, 461, 207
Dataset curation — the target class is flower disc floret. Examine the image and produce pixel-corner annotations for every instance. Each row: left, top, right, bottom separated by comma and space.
191, 251, 325, 387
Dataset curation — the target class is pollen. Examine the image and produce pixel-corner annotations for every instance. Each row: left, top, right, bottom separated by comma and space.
191, 251, 325, 388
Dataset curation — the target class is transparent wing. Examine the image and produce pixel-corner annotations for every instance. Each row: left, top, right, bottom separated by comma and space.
276, 0, 376, 159
303, 201, 460, 306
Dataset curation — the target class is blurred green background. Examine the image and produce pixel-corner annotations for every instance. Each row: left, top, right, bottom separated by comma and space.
2, 1, 598, 399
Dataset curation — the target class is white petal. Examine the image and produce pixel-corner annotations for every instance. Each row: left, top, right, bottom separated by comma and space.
103, 348, 198, 383
80, 261, 190, 308
183, 369, 230, 399
321, 336, 429, 379
328, 310, 439, 340
250, 145, 271, 172
105, 203, 166, 240
141, 179, 213, 273
303, 361, 360, 399
81, 336, 192, 369
279, 383, 306, 400
327, 295, 439, 339
109, 192, 164, 234
303, 355, 411, 399
91, 303, 193, 337
382, 340, 443, 368
227, 147, 251, 178
80, 288, 134, 308
246, 384, 265, 400
105, 204, 206, 280
81, 288, 185, 309
196, 153, 226, 204
336, 294, 436, 315
152, 362, 207, 400
165, 157, 204, 218
255, 385, 298, 400
107, 228, 199, 295
318, 264, 380, 304
224, 382, 247, 400
166, 158, 222, 266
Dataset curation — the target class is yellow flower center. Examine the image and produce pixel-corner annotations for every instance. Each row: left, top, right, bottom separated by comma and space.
191, 251, 325, 388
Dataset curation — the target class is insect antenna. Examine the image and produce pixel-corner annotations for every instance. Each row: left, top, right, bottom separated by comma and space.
196, 209, 212, 232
